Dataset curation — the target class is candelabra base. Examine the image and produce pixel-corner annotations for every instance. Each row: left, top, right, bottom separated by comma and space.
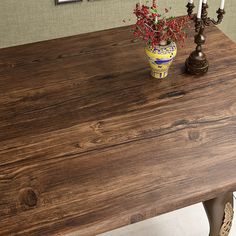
185, 50, 209, 75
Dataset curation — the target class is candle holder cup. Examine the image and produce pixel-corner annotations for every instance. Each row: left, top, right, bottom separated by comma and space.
185, 3, 226, 75
186, 2, 195, 17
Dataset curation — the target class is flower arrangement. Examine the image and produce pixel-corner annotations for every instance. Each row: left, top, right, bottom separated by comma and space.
133, 0, 190, 48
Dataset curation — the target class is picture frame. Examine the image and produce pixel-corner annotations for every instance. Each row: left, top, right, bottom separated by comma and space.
55, 0, 82, 5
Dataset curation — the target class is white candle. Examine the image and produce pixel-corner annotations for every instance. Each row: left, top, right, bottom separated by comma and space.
197, 0, 203, 19
189, 0, 194, 3
220, 0, 225, 9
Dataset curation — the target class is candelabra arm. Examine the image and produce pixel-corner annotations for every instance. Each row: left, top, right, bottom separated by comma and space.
206, 8, 226, 25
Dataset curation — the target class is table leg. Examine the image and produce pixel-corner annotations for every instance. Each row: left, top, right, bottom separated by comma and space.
203, 192, 234, 236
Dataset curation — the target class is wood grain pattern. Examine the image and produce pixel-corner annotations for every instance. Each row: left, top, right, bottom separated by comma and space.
0, 24, 236, 236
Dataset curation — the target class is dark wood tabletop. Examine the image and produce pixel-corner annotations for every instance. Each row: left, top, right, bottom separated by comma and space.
0, 24, 236, 236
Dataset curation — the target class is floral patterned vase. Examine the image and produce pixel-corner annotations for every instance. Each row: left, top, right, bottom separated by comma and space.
145, 42, 177, 79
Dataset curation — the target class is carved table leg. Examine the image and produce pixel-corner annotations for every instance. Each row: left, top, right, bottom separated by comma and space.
203, 192, 234, 236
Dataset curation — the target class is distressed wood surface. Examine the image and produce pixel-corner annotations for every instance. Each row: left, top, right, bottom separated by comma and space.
0, 24, 236, 236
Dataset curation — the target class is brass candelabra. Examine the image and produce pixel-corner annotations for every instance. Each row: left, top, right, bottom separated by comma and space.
185, 3, 225, 75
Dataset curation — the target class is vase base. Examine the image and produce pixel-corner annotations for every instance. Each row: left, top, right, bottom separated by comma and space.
151, 70, 168, 79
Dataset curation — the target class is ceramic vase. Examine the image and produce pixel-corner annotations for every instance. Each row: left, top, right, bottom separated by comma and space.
145, 42, 177, 79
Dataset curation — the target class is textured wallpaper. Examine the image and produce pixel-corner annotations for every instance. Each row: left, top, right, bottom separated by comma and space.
0, 0, 235, 48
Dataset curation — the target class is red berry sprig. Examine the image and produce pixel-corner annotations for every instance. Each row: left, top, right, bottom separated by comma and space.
133, 1, 190, 48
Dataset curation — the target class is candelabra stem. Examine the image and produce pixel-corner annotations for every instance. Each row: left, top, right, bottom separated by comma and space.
185, 3, 210, 75
185, 23, 209, 75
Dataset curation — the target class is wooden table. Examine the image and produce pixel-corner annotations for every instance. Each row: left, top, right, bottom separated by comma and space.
0, 24, 236, 236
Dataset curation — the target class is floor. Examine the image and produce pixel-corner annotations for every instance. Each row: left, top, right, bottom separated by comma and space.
100, 193, 236, 236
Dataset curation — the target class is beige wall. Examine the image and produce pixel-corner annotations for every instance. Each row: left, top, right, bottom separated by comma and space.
0, 0, 235, 49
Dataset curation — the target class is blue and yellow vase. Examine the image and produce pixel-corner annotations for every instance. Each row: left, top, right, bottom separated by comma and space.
145, 42, 177, 79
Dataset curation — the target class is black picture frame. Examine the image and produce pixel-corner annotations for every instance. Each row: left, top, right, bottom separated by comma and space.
55, 0, 82, 5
